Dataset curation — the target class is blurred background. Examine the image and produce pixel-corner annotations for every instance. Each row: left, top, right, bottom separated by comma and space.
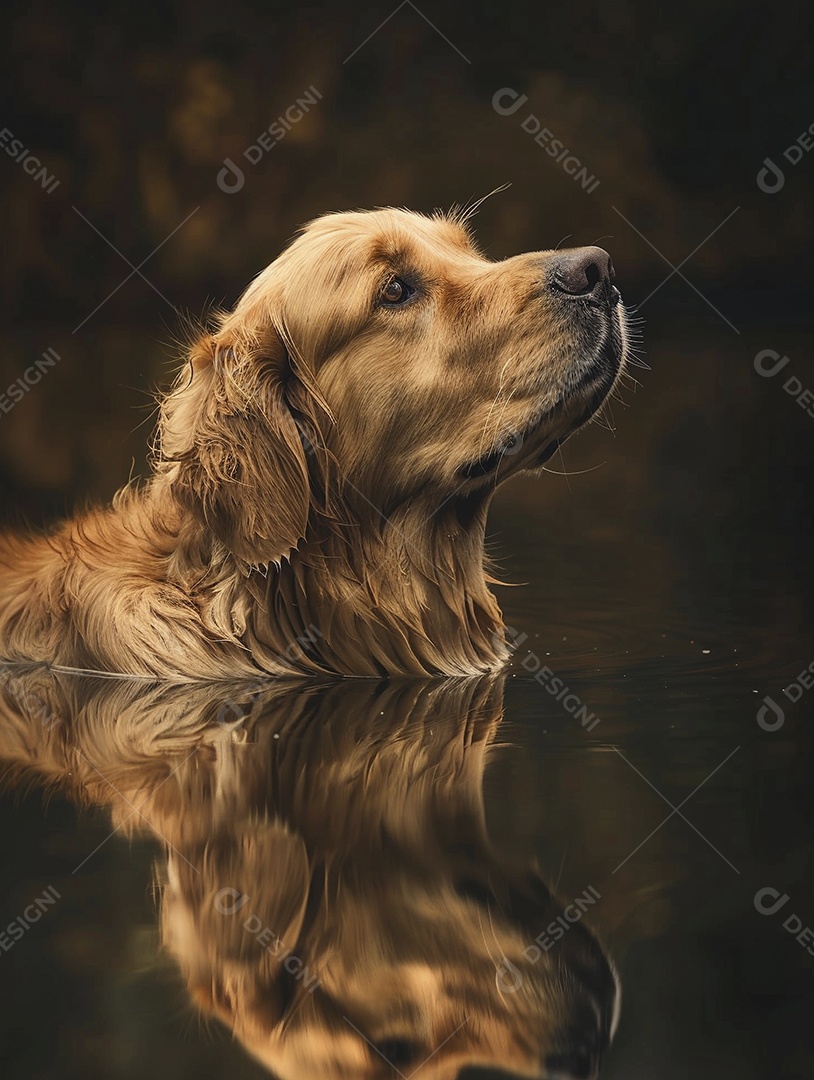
1, 1, 813, 1077
0, 0, 811, 518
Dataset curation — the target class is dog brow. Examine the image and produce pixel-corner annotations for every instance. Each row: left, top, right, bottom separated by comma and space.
368, 238, 420, 268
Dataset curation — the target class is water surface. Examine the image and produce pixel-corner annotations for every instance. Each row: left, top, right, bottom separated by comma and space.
1, 316, 813, 1078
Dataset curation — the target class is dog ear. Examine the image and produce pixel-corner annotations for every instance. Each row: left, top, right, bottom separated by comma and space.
162, 822, 314, 1030
165, 328, 312, 567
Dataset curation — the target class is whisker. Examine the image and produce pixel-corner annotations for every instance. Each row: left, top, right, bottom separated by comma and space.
453, 183, 512, 226
556, 442, 573, 494
492, 387, 518, 451
475, 904, 504, 979
478, 358, 515, 457
542, 460, 607, 477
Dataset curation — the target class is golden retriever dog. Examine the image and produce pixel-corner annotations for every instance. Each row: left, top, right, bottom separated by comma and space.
0, 667, 619, 1079
0, 208, 629, 679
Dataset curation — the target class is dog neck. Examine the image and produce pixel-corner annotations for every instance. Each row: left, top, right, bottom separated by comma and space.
285, 497, 506, 676
164, 485, 508, 677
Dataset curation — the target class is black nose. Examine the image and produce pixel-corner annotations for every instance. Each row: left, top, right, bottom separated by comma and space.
550, 246, 618, 304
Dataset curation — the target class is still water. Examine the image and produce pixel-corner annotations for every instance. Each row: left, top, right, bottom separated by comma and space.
0, 318, 812, 1077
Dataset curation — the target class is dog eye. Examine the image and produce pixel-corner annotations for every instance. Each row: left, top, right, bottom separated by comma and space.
380, 276, 414, 306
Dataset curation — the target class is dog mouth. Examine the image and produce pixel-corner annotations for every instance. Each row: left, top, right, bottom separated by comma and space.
532, 331, 623, 466
460, 311, 625, 481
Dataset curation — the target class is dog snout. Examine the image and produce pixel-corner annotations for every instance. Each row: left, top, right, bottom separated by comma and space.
549, 246, 619, 306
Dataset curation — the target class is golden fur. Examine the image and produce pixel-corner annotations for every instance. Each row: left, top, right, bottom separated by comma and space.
0, 666, 618, 1078
0, 209, 628, 678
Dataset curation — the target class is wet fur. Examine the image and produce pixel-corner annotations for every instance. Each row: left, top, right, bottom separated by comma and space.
0, 209, 627, 679
0, 668, 618, 1078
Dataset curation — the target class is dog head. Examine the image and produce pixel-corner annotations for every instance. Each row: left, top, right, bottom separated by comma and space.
159, 208, 629, 567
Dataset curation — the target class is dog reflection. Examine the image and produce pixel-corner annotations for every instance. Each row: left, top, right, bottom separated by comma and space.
0, 668, 618, 1078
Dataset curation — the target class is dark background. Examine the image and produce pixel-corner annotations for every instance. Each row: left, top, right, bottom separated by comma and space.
0, 0, 812, 520
1, 2, 813, 1078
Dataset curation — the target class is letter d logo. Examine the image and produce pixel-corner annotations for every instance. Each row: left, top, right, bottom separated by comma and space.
753, 349, 791, 379
757, 695, 785, 731
754, 886, 789, 916
217, 157, 245, 194
757, 157, 785, 194
492, 88, 528, 116
216, 700, 245, 729
215, 887, 250, 915
495, 959, 523, 994
503, 625, 528, 649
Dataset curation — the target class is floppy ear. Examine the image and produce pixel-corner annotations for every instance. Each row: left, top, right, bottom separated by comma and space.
165, 329, 311, 567
161, 822, 313, 1028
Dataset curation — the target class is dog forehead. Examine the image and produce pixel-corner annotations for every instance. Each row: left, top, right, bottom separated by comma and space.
238, 208, 489, 326
298, 208, 479, 272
